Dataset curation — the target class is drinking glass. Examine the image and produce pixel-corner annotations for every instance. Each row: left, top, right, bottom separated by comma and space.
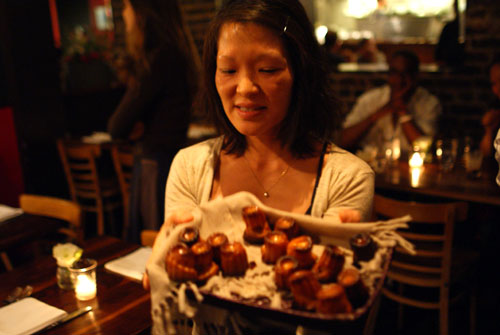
435, 138, 458, 172
464, 149, 483, 178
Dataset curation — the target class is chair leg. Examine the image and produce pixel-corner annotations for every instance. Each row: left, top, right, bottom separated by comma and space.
1, 251, 13, 271
397, 284, 404, 333
439, 287, 450, 335
470, 284, 477, 335
363, 292, 382, 335
97, 205, 105, 236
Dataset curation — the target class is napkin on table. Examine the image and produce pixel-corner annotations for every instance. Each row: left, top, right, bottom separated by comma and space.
0, 297, 67, 335
104, 247, 152, 282
0, 205, 23, 223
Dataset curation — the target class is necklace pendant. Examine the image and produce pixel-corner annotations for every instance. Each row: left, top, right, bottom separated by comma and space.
263, 192, 269, 198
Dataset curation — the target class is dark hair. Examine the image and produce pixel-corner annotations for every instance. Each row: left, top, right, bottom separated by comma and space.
324, 31, 338, 49
391, 50, 420, 77
198, 0, 343, 157
127, 0, 199, 79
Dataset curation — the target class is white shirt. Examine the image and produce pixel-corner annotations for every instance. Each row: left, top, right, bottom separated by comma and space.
344, 85, 441, 153
165, 137, 375, 221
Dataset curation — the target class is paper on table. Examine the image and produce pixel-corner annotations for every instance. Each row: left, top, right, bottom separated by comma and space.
0, 297, 67, 335
81, 132, 111, 144
0, 205, 23, 223
104, 247, 152, 282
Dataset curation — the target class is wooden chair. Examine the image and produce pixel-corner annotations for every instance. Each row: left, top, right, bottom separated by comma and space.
19, 194, 83, 243
111, 143, 134, 239
57, 139, 121, 236
373, 194, 477, 335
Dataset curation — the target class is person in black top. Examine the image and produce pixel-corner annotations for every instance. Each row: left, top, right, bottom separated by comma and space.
107, 0, 199, 242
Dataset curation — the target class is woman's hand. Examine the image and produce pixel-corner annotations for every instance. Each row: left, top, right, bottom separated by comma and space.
142, 209, 194, 290
338, 208, 361, 223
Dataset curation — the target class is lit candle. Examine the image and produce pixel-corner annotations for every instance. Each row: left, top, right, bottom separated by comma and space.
409, 152, 423, 168
392, 138, 401, 161
410, 166, 421, 187
75, 274, 96, 301
409, 152, 424, 187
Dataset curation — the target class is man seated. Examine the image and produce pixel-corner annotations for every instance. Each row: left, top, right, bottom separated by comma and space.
340, 50, 441, 155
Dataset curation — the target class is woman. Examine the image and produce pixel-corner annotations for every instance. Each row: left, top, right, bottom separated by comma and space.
145, 0, 373, 285
107, 0, 199, 242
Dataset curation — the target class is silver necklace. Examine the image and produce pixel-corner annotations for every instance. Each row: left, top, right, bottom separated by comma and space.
242, 155, 290, 198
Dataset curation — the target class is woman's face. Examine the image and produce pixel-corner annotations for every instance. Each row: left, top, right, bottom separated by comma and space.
490, 64, 500, 100
122, 0, 137, 34
215, 22, 294, 139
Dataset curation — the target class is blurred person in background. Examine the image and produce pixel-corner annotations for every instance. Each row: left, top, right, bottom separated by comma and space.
355, 37, 386, 64
323, 30, 347, 70
341, 50, 441, 155
107, 0, 200, 242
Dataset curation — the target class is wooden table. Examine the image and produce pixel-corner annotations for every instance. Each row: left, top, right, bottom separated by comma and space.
0, 214, 64, 252
375, 161, 500, 206
0, 236, 151, 335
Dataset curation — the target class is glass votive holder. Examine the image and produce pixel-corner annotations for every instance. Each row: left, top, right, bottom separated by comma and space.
464, 149, 483, 178
70, 258, 97, 301
435, 138, 458, 172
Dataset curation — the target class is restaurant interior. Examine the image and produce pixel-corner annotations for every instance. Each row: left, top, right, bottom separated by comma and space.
1, 0, 499, 334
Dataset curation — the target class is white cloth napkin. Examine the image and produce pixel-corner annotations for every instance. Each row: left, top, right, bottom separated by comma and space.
0, 297, 67, 335
0, 205, 23, 223
148, 191, 413, 334
104, 247, 152, 282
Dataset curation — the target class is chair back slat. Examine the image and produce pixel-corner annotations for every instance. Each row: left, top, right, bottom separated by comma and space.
57, 139, 121, 236
19, 194, 83, 243
373, 194, 467, 293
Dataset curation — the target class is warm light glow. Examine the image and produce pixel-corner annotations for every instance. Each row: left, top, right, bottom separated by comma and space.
409, 152, 424, 168
392, 138, 401, 161
410, 167, 421, 187
345, 0, 454, 18
75, 274, 96, 301
345, 0, 378, 18
315, 25, 328, 45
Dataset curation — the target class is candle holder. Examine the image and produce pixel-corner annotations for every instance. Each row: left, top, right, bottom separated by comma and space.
70, 258, 97, 301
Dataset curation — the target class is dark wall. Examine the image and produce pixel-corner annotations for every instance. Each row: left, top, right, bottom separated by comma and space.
0, 0, 67, 197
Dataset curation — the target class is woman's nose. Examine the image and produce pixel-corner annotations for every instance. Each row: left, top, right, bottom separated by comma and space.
236, 73, 259, 95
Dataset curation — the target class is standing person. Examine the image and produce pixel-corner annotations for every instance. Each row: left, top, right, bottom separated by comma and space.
341, 50, 441, 154
480, 57, 500, 159
145, 0, 373, 332
107, 0, 199, 242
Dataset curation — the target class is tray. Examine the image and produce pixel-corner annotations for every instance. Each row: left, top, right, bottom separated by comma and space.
188, 247, 392, 332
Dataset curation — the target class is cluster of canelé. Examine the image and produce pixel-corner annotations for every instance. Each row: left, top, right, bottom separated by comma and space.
165, 206, 377, 315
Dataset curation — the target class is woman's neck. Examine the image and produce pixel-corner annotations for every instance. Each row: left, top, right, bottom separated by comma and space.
244, 136, 292, 166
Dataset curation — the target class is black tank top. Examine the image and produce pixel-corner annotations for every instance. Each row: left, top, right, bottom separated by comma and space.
305, 143, 328, 215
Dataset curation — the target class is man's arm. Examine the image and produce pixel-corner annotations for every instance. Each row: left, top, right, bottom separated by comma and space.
340, 105, 390, 149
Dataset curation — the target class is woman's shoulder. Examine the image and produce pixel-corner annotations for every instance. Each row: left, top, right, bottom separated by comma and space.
324, 143, 374, 175
175, 136, 223, 161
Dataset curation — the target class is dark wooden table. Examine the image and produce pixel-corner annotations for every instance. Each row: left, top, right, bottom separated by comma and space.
0, 236, 151, 335
375, 161, 500, 206
0, 214, 64, 252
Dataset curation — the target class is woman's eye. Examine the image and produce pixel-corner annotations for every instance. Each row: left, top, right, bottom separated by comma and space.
260, 68, 278, 73
219, 68, 235, 74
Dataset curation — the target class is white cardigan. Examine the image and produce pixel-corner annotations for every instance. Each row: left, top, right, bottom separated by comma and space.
165, 137, 375, 221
